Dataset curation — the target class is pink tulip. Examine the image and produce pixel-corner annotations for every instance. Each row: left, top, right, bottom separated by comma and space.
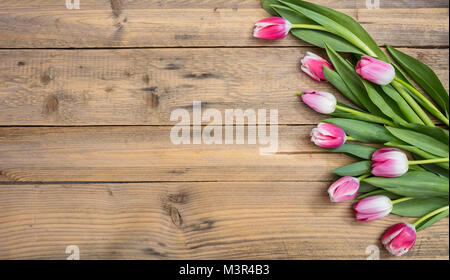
356, 56, 395, 85
382, 223, 417, 256
301, 52, 334, 82
328, 176, 359, 202
253, 17, 292, 40
371, 148, 409, 178
311, 122, 346, 149
353, 195, 392, 222
301, 91, 336, 114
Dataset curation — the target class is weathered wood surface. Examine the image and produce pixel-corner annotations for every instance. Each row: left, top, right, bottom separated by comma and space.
0, 48, 447, 125
2, 0, 448, 9
0, 183, 447, 260
0, 1, 448, 48
0, 0, 448, 260
0, 125, 354, 182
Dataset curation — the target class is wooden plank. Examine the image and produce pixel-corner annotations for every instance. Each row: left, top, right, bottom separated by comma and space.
0, 125, 356, 182
0, 182, 447, 259
0, 48, 447, 125
1, 0, 448, 10
0, 5, 447, 48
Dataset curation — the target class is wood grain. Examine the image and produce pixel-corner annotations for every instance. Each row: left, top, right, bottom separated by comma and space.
0, 0, 448, 260
0, 48, 447, 125
0, 182, 447, 260
2, 0, 448, 10
0, 125, 356, 182
0, 5, 447, 48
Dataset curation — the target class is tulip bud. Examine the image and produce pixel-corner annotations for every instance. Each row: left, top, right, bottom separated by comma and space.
311, 122, 346, 149
301, 52, 334, 82
353, 195, 392, 222
301, 91, 336, 114
356, 56, 395, 85
382, 223, 417, 256
371, 148, 409, 178
328, 176, 359, 202
253, 17, 292, 40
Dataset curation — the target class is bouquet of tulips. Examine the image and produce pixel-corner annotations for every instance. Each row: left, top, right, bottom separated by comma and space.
254, 0, 449, 257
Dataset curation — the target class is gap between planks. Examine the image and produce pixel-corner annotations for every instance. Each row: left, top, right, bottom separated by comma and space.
0, 46, 448, 50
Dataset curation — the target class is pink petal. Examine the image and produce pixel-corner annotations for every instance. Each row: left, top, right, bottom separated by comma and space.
353, 195, 392, 213
384, 223, 416, 256
301, 91, 336, 114
311, 123, 346, 149
253, 25, 288, 39
301, 65, 321, 81
328, 176, 359, 202
256, 17, 287, 25
301, 52, 334, 81
355, 208, 391, 222
372, 149, 408, 177
356, 56, 395, 85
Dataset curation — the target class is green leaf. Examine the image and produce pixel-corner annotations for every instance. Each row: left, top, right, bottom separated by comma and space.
364, 171, 449, 198
416, 209, 449, 232
292, 30, 365, 55
362, 80, 406, 124
386, 127, 449, 158
324, 118, 395, 143
413, 154, 449, 178
408, 164, 426, 172
331, 103, 394, 126
399, 123, 449, 144
270, 5, 365, 54
332, 161, 371, 177
326, 144, 377, 159
392, 197, 449, 217
391, 62, 439, 124
278, 0, 385, 59
271, 4, 317, 25
262, 0, 287, 15
381, 85, 424, 125
323, 67, 363, 107
325, 44, 382, 116
358, 181, 378, 193
420, 163, 449, 178
387, 45, 449, 115
358, 190, 400, 200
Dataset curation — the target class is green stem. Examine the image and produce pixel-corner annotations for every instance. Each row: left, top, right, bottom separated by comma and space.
408, 157, 449, 165
394, 78, 449, 126
413, 205, 450, 227
291, 24, 328, 31
392, 197, 414, 205
391, 80, 435, 127
357, 189, 384, 200
334, 104, 395, 126
346, 136, 356, 141
358, 173, 371, 180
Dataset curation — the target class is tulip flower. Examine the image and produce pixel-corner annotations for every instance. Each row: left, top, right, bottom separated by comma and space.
301, 52, 334, 82
301, 91, 336, 114
253, 17, 292, 40
356, 56, 395, 85
353, 195, 392, 222
371, 148, 409, 178
328, 176, 359, 202
382, 223, 416, 256
311, 122, 346, 149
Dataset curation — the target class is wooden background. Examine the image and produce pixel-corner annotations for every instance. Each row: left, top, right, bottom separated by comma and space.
0, 0, 448, 259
